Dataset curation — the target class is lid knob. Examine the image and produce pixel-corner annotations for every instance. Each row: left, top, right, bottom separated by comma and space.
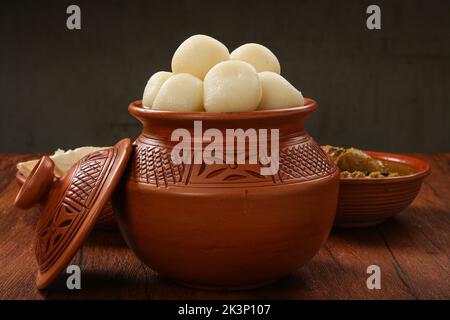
15, 156, 55, 209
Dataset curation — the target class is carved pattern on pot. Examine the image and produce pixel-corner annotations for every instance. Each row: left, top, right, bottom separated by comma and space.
278, 142, 335, 182
35, 149, 115, 271
130, 144, 185, 187
129, 137, 337, 187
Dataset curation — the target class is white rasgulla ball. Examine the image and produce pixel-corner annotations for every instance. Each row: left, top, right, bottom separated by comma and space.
257, 72, 304, 110
171, 34, 230, 80
142, 71, 173, 108
204, 60, 262, 112
230, 43, 281, 74
152, 73, 204, 112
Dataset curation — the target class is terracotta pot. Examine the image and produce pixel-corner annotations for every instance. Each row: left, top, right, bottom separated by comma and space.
15, 171, 118, 230
112, 99, 340, 289
335, 151, 430, 228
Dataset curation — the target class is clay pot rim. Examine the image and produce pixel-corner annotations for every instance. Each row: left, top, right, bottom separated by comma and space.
128, 98, 317, 120
340, 151, 430, 184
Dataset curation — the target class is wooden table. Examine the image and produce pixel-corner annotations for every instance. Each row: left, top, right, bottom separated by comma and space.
0, 154, 448, 300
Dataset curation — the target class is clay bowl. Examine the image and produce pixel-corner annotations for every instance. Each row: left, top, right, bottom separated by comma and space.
112, 99, 340, 290
16, 171, 117, 229
334, 151, 430, 228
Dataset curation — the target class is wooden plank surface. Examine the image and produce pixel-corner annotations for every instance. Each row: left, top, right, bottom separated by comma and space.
0, 154, 448, 300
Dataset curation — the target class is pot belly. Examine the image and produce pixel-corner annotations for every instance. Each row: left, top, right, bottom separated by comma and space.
112, 171, 339, 289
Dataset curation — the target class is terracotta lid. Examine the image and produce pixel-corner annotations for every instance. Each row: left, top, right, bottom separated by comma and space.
15, 139, 131, 289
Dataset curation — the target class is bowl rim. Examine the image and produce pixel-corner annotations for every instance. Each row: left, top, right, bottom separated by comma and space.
339, 151, 430, 184
16, 170, 26, 185
128, 98, 317, 120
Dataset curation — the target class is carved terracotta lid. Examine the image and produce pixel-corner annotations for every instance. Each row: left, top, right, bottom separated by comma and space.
15, 139, 131, 289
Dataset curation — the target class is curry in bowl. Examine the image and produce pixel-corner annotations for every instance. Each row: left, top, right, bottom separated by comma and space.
322, 145, 416, 179
321, 146, 430, 227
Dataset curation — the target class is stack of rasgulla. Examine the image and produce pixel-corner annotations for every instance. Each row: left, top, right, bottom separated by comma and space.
142, 34, 304, 112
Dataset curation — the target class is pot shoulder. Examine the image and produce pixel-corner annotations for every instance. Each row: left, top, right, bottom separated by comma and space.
126, 135, 338, 188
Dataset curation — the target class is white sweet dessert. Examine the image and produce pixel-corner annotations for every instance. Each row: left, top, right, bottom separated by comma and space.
204, 60, 262, 112
142, 35, 306, 112
257, 71, 304, 110
171, 35, 230, 80
142, 71, 173, 108
153, 73, 204, 112
230, 43, 281, 74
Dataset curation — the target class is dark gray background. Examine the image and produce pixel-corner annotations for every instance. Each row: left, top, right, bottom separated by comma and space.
1, 0, 449, 153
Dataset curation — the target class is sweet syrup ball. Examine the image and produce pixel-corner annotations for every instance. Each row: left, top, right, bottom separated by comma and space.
171, 35, 230, 80
258, 72, 304, 110
204, 60, 262, 112
152, 73, 203, 112
142, 71, 173, 108
230, 43, 281, 74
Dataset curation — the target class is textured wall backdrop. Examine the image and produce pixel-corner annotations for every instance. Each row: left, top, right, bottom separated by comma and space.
1, 0, 449, 153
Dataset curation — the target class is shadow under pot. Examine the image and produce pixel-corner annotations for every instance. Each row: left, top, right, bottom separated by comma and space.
112, 98, 340, 290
